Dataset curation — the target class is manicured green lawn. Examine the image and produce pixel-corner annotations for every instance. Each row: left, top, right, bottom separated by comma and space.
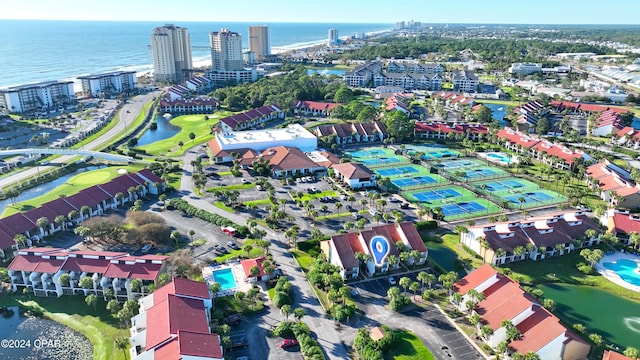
0, 294, 129, 360
213, 201, 234, 212
207, 183, 254, 192
297, 190, 337, 202
1, 165, 143, 217
243, 198, 273, 207
291, 249, 314, 272
138, 111, 234, 156
386, 330, 435, 360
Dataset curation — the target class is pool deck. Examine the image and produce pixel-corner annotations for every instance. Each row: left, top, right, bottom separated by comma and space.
596, 252, 640, 293
202, 262, 254, 297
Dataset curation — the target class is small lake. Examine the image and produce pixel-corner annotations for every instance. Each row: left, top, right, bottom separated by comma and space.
482, 103, 509, 126
0, 306, 92, 359
136, 115, 180, 147
307, 68, 346, 76
539, 283, 640, 348
0, 165, 98, 210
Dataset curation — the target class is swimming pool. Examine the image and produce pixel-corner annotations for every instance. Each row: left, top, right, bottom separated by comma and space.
487, 152, 515, 164
603, 259, 640, 286
213, 268, 238, 291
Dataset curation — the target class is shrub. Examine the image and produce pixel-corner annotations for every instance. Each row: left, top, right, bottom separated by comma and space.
272, 291, 292, 308
415, 221, 437, 230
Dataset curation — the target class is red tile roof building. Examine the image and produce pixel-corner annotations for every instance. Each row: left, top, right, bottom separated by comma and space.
218, 104, 284, 132
587, 161, 640, 208
240, 256, 270, 282
602, 350, 635, 360
314, 121, 388, 145
497, 128, 588, 170
321, 222, 427, 279
7, 248, 168, 298
603, 209, 640, 245
242, 146, 325, 178
130, 278, 221, 360
414, 122, 488, 140
330, 162, 376, 189
454, 265, 590, 359
460, 211, 601, 265
292, 100, 340, 117
159, 97, 217, 114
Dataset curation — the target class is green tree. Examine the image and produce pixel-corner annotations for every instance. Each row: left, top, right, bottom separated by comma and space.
107, 299, 121, 314
58, 273, 71, 287
383, 110, 413, 140
114, 338, 129, 360
293, 307, 306, 323
334, 86, 355, 103
85, 294, 98, 310
280, 304, 292, 321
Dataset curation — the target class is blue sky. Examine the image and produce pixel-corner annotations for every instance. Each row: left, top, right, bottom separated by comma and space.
2, 0, 639, 24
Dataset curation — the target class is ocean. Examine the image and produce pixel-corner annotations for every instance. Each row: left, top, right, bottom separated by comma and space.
0, 20, 391, 87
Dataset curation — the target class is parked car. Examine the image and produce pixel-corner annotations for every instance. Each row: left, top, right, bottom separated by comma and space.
353, 212, 361, 219
311, 186, 318, 193
141, 244, 153, 253
227, 241, 240, 250
400, 203, 411, 209
279, 339, 299, 349
389, 197, 400, 203
388, 277, 396, 285
369, 208, 378, 216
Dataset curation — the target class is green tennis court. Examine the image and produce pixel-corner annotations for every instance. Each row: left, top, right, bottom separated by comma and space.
472, 178, 538, 195
446, 166, 510, 182
402, 185, 474, 205
373, 164, 431, 178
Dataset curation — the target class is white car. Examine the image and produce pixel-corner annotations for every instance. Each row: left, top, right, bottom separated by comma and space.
388, 277, 396, 285
141, 244, 153, 253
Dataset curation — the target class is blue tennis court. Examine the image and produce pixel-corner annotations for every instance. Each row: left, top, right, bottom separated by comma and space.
435, 159, 483, 169
392, 176, 438, 188
440, 201, 487, 216
482, 179, 529, 192
504, 191, 554, 204
411, 188, 462, 201
348, 149, 387, 158
360, 157, 402, 166
463, 168, 498, 178
376, 166, 420, 177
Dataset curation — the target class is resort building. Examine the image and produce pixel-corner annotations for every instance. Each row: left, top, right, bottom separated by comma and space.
186, 76, 213, 93
248, 25, 270, 61
0, 170, 164, 259
509, 63, 543, 75
240, 257, 270, 282
433, 92, 475, 109
130, 277, 222, 360
344, 62, 383, 88
372, 73, 443, 91
586, 161, 640, 208
204, 68, 258, 85
321, 222, 427, 279
330, 162, 377, 189
150, 24, 193, 83
387, 62, 444, 75
601, 209, 640, 245
242, 146, 326, 178
385, 93, 412, 114
207, 123, 317, 163
292, 100, 340, 117
78, 71, 137, 98
159, 98, 217, 114
459, 211, 601, 265
497, 128, 589, 170
452, 70, 479, 93
591, 109, 627, 137
314, 121, 388, 145
0, 80, 75, 114
612, 126, 640, 149
218, 104, 284, 132
453, 265, 591, 359
8, 248, 168, 298
327, 28, 339, 46
210, 28, 243, 71
414, 122, 488, 140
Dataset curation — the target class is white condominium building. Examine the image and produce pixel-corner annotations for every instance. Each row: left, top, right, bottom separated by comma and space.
0, 80, 75, 114
150, 24, 193, 83
328, 28, 339, 46
210, 28, 244, 71
78, 71, 137, 98
248, 25, 270, 61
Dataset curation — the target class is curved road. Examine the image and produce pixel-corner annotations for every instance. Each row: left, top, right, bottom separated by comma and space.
0, 91, 160, 190
179, 150, 349, 360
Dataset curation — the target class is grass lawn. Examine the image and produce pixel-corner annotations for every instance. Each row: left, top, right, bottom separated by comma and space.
243, 198, 273, 207
316, 211, 352, 221
1, 165, 143, 217
386, 329, 435, 360
291, 249, 314, 272
213, 201, 234, 212
0, 294, 129, 360
206, 183, 254, 192
296, 190, 337, 202
217, 171, 232, 176
137, 111, 234, 156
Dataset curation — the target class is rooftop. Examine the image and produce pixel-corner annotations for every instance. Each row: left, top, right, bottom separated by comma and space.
216, 123, 316, 147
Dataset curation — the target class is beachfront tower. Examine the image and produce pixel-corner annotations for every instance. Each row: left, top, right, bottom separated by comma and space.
210, 28, 244, 71
328, 28, 339, 46
150, 24, 193, 83
248, 25, 271, 62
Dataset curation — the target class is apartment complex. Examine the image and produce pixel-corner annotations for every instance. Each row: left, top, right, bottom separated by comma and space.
0, 80, 75, 114
587, 160, 640, 208
453, 265, 590, 359
210, 28, 243, 71
328, 28, 339, 46
130, 277, 221, 360
248, 25, 270, 61
78, 71, 137, 98
8, 247, 168, 299
452, 70, 479, 92
150, 24, 193, 83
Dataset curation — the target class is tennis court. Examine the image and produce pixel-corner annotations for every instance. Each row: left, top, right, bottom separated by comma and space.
402, 144, 461, 160
449, 166, 509, 180
435, 198, 502, 220
502, 190, 567, 209
473, 178, 538, 194
402, 185, 474, 204
409, 187, 461, 202
434, 158, 484, 169
376, 166, 420, 177
392, 176, 437, 188
360, 156, 405, 167
347, 148, 388, 158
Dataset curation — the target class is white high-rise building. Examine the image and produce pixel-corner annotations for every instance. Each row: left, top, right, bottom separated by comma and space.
150, 24, 193, 83
210, 29, 244, 71
328, 28, 339, 46
248, 25, 270, 62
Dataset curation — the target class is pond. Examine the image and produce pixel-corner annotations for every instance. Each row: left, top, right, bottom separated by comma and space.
538, 283, 640, 348
631, 116, 640, 129
0, 306, 92, 359
136, 115, 180, 147
306, 68, 346, 76
482, 103, 509, 126
0, 165, 99, 210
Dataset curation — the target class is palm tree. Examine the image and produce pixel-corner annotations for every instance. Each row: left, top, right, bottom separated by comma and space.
334, 201, 343, 214
242, 244, 253, 258
37, 217, 50, 236
14, 234, 27, 249
293, 307, 306, 323
59, 273, 71, 287
409, 281, 420, 300
209, 282, 221, 298
80, 205, 91, 219
68, 210, 80, 223
115, 192, 125, 205
115, 338, 130, 360
399, 276, 411, 295
188, 229, 196, 242
359, 198, 368, 211
55, 215, 67, 231
85, 294, 98, 310
170, 230, 181, 248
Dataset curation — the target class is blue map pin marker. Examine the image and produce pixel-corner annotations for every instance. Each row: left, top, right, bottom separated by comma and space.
370, 236, 390, 266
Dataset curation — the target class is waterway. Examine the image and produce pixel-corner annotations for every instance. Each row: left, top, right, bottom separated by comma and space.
539, 283, 640, 348
307, 69, 347, 76
136, 115, 180, 147
0, 306, 92, 359
482, 103, 509, 126
0, 166, 99, 211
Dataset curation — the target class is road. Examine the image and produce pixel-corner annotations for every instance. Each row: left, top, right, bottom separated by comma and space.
0, 91, 160, 190
179, 150, 350, 360
570, 142, 640, 169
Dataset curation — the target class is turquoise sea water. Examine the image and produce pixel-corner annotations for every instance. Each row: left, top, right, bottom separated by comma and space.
0, 20, 391, 87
